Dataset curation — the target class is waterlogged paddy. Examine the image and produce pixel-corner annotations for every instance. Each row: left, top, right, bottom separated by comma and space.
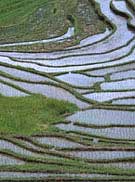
83, 91, 135, 102
0, 172, 114, 179
68, 151, 135, 160
34, 136, 84, 148
0, 76, 88, 108
110, 70, 135, 80
0, 139, 53, 160
0, 154, 25, 165
68, 28, 111, 48
0, 140, 37, 157
0, 0, 135, 179
113, 0, 135, 27
56, 123, 135, 140
56, 73, 104, 87
0, 0, 134, 59
13, 39, 135, 67
101, 79, 135, 90
112, 98, 135, 105
66, 109, 135, 126
0, 65, 53, 82
94, 162, 135, 170
86, 62, 135, 76
0, 82, 28, 97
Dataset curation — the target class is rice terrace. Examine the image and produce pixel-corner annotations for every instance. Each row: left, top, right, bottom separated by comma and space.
0, 0, 135, 181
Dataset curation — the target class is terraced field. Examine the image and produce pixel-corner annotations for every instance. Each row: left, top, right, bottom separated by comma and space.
0, 0, 135, 181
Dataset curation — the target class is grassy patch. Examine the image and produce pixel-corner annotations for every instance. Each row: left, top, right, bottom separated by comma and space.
0, 0, 106, 52
0, 162, 135, 176
0, 94, 78, 135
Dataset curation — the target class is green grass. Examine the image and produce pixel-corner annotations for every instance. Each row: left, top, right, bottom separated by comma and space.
0, 162, 135, 176
0, 94, 78, 135
0, 0, 106, 46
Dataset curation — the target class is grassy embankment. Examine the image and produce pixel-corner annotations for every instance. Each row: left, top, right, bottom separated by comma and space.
0, 94, 78, 135
0, 0, 106, 135
0, 0, 106, 52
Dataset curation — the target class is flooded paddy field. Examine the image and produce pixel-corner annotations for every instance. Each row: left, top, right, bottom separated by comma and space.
0, 0, 135, 180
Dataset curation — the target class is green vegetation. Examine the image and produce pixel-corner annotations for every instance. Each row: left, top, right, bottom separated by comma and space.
0, 94, 78, 135
0, 162, 135, 177
0, 0, 106, 51
0, 0, 134, 180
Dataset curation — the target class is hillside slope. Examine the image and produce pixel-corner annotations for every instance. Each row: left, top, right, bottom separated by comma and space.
0, 0, 106, 45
